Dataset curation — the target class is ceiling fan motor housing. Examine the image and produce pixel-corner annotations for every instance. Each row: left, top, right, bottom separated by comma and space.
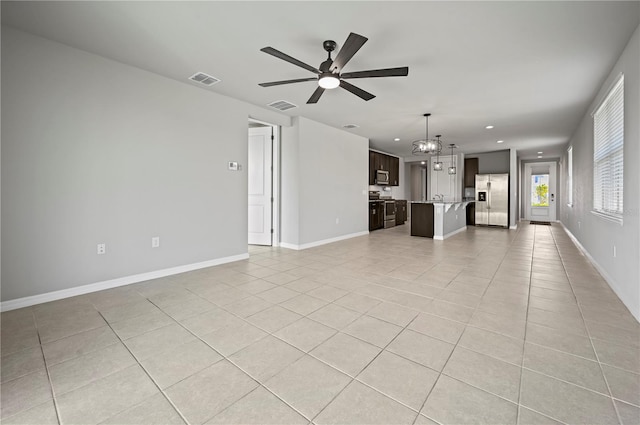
323, 40, 337, 53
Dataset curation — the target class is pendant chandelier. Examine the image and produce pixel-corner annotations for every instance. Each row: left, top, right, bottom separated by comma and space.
433, 135, 444, 171
448, 144, 457, 174
412, 113, 442, 156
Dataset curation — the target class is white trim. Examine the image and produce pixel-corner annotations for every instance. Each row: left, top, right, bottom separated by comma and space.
0, 253, 249, 312
279, 231, 369, 251
434, 226, 467, 240
559, 222, 639, 323
590, 210, 624, 225
509, 224, 518, 230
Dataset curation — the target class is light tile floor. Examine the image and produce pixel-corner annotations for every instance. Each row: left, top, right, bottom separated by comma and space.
1, 223, 639, 424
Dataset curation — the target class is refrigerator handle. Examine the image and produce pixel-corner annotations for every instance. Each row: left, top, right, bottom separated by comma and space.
487, 181, 491, 210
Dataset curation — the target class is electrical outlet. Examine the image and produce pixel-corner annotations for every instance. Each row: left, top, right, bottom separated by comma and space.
152, 237, 160, 248
97, 243, 106, 255
335, 218, 340, 224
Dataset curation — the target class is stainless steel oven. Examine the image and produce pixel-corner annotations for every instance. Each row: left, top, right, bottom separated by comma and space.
384, 200, 396, 228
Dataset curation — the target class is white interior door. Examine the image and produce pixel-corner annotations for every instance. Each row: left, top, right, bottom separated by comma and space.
524, 162, 556, 221
248, 127, 272, 245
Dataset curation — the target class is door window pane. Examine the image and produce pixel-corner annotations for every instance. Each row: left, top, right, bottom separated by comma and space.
531, 174, 549, 207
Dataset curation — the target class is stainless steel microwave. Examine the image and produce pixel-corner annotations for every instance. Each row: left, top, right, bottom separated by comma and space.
376, 170, 389, 185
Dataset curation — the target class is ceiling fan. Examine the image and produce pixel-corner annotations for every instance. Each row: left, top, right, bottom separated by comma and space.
259, 32, 409, 104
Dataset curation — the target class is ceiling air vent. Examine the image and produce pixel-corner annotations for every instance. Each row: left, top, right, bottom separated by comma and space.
268, 100, 298, 111
342, 124, 360, 129
189, 72, 221, 86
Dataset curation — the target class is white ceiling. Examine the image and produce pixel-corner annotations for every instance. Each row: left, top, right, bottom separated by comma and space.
2, 1, 638, 159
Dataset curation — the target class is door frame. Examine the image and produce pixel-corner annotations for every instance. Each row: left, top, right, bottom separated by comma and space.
523, 161, 557, 221
248, 119, 280, 247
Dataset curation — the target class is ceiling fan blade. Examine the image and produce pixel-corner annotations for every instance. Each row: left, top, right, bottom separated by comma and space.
341, 67, 409, 79
307, 86, 325, 104
331, 33, 368, 72
339, 80, 375, 101
260, 47, 320, 74
259, 77, 318, 87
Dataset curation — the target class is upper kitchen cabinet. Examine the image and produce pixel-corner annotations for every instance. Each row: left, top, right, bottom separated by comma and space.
389, 156, 399, 186
369, 150, 400, 186
369, 151, 377, 185
464, 157, 479, 187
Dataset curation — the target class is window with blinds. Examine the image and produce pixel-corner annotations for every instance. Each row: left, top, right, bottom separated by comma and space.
593, 75, 624, 221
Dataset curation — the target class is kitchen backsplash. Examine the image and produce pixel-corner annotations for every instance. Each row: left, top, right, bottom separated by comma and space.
369, 184, 404, 199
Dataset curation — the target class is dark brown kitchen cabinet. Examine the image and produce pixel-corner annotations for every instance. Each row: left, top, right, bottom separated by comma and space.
377, 153, 390, 171
395, 200, 407, 225
411, 203, 434, 237
369, 201, 384, 231
389, 156, 399, 186
369, 151, 400, 186
466, 202, 476, 225
464, 158, 479, 188
369, 151, 377, 185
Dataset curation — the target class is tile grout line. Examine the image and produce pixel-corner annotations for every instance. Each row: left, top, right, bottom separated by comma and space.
30, 308, 64, 425
306, 305, 429, 425
549, 226, 625, 425
139, 291, 329, 424
414, 225, 523, 424
515, 223, 535, 424
94, 310, 193, 425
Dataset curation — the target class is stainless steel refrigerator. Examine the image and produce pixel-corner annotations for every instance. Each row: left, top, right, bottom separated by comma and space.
475, 173, 509, 227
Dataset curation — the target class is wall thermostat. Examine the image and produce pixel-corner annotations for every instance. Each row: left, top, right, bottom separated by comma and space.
228, 161, 239, 171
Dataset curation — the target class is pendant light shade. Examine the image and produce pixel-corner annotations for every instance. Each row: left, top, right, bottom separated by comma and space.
433, 135, 444, 171
412, 114, 442, 156
448, 144, 457, 174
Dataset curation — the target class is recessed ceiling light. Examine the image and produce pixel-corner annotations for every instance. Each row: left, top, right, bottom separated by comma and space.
485, 125, 494, 129
496, 140, 504, 144
342, 124, 359, 129
394, 138, 400, 141
537, 151, 543, 154
538, 155, 543, 158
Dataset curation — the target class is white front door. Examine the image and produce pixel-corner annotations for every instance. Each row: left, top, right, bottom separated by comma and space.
524, 162, 556, 221
248, 127, 272, 245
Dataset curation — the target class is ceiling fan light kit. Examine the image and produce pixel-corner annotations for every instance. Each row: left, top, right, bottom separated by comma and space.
318, 73, 340, 89
259, 32, 408, 104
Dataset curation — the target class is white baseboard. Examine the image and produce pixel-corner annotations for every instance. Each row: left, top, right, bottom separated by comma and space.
559, 222, 639, 323
509, 224, 518, 230
280, 230, 369, 251
0, 253, 249, 312
434, 226, 467, 241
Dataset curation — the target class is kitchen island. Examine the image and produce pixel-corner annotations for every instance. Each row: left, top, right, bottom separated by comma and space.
411, 201, 472, 240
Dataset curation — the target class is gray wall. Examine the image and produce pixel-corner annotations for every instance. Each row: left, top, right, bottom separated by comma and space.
280, 121, 300, 247
281, 117, 369, 248
1, 27, 259, 301
466, 150, 511, 175
559, 25, 639, 320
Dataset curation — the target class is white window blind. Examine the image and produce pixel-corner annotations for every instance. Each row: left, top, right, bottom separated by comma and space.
567, 147, 573, 206
593, 75, 624, 220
